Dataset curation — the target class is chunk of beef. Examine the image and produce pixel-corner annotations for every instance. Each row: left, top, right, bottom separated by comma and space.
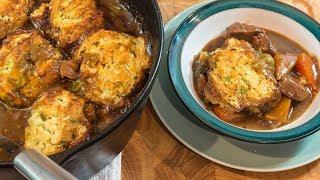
192, 52, 210, 78
226, 23, 277, 56
252, 33, 277, 56
60, 61, 79, 79
195, 74, 207, 97
226, 22, 265, 41
83, 103, 96, 121
193, 52, 211, 98
278, 75, 311, 101
274, 53, 297, 80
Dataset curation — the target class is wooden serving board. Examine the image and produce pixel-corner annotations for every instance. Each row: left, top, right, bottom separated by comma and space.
122, 0, 320, 179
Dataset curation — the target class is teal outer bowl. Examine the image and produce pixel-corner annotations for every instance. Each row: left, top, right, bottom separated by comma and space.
168, 0, 320, 143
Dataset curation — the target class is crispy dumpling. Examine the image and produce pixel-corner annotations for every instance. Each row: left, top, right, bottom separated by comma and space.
0, 31, 63, 107
24, 88, 93, 156
0, 0, 34, 39
30, 0, 104, 47
72, 30, 150, 107
196, 38, 280, 113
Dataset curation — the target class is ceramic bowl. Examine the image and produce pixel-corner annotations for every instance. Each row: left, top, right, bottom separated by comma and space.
168, 0, 320, 143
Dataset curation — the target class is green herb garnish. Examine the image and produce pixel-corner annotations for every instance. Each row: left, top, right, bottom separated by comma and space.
71, 79, 82, 92
223, 76, 232, 82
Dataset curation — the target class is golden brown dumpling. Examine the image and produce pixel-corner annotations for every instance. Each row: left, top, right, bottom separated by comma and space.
196, 38, 280, 113
72, 30, 150, 107
0, 31, 63, 107
31, 0, 104, 47
0, 0, 34, 39
24, 88, 92, 156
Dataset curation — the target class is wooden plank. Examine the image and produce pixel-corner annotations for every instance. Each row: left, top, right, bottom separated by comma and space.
122, 0, 320, 179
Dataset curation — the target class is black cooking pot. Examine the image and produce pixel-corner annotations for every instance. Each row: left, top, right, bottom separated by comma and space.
0, 0, 163, 179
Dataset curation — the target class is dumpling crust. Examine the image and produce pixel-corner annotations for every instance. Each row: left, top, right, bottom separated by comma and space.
73, 30, 150, 107
24, 88, 92, 156
202, 38, 280, 112
30, 0, 104, 47
0, 0, 34, 39
0, 31, 63, 108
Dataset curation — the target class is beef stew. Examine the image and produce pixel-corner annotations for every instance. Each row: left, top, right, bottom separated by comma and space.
193, 22, 320, 130
0, 0, 151, 157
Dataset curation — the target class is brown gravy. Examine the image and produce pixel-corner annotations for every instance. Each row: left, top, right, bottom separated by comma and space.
0, 103, 30, 145
200, 30, 315, 130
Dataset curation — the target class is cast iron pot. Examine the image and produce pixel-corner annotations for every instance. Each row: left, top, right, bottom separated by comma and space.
0, 0, 163, 179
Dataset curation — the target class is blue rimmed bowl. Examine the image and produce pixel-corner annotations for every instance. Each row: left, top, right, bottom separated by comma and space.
168, 0, 320, 143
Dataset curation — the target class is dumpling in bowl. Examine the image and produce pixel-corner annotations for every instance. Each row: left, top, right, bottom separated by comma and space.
0, 0, 34, 39
30, 0, 104, 47
194, 38, 280, 113
70, 30, 150, 108
24, 88, 94, 156
0, 31, 63, 108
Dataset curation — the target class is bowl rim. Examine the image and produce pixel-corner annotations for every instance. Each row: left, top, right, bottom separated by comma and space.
168, 0, 320, 143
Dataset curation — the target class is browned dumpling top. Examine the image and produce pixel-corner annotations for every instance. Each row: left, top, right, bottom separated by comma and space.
72, 30, 150, 107
0, 0, 34, 39
0, 31, 63, 108
195, 38, 280, 113
31, 0, 104, 47
24, 88, 93, 156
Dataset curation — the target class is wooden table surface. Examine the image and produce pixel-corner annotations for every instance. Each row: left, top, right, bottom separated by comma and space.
122, 0, 320, 179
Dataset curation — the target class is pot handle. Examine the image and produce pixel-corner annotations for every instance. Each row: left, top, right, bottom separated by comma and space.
13, 149, 77, 180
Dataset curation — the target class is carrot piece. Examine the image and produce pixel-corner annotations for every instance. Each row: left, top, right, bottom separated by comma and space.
296, 53, 319, 91
212, 106, 244, 122
265, 97, 291, 124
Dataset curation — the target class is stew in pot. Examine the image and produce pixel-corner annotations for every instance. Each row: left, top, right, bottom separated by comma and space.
0, 0, 151, 157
